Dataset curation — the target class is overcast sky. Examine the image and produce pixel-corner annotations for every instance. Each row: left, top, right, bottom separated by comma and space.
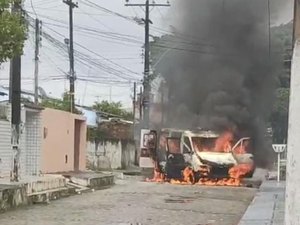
0, 0, 171, 109
0, 0, 293, 109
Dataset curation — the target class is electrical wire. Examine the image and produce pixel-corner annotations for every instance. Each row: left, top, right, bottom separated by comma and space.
79, 0, 136, 24
30, 0, 38, 18
42, 24, 142, 78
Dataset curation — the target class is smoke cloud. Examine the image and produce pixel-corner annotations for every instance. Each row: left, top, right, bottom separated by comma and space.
271, 0, 293, 25
154, 0, 282, 167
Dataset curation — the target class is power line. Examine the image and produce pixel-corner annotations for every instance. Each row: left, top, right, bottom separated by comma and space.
42, 24, 142, 78
30, 22, 136, 80
42, 21, 143, 46
30, 0, 38, 18
24, 11, 143, 87
78, 7, 114, 31
80, 0, 137, 23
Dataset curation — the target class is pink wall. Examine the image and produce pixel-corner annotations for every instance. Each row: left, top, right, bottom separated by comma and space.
41, 108, 87, 173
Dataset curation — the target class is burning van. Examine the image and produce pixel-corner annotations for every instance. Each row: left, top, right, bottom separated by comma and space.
140, 128, 255, 185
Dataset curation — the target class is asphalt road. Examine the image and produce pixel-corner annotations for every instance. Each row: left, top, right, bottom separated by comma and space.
0, 178, 256, 225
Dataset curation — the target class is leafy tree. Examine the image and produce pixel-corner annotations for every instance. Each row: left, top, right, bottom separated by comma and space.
270, 88, 289, 144
271, 22, 293, 88
0, 0, 27, 63
269, 22, 292, 143
40, 92, 81, 114
92, 100, 133, 120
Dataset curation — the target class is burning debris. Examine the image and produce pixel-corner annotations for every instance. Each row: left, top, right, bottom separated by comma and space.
144, 129, 255, 187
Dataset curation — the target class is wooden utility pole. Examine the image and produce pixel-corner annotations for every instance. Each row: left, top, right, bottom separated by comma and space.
125, 0, 170, 128
34, 18, 41, 104
9, 0, 22, 182
63, 0, 78, 113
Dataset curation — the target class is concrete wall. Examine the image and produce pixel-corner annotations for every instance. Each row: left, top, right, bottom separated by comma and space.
0, 104, 28, 178
41, 108, 86, 173
87, 140, 135, 170
285, 40, 300, 225
25, 109, 42, 176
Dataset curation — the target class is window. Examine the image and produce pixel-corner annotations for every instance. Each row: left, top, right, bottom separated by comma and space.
183, 137, 192, 153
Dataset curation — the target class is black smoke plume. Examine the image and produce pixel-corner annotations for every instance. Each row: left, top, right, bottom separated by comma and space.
154, 0, 282, 167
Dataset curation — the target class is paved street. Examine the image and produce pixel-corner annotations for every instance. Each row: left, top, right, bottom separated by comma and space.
0, 178, 256, 225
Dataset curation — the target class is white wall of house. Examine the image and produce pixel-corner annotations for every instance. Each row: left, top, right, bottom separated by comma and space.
25, 109, 42, 176
0, 106, 13, 177
0, 103, 42, 178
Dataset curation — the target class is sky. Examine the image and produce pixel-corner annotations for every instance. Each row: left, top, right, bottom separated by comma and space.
0, 0, 172, 109
0, 0, 293, 109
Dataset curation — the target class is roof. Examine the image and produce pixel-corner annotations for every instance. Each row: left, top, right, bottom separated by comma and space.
77, 107, 97, 127
184, 130, 220, 138
160, 128, 220, 138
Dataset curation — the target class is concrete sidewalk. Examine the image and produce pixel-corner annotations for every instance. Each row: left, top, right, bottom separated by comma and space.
0, 175, 70, 212
239, 180, 285, 225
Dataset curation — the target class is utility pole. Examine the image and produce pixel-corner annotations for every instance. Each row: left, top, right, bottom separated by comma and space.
161, 82, 164, 127
63, 0, 78, 113
133, 82, 137, 164
34, 18, 41, 104
139, 87, 143, 121
133, 82, 137, 125
9, 0, 22, 182
125, 0, 170, 128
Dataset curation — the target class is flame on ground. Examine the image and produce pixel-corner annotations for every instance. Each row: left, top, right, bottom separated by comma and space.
229, 163, 254, 179
148, 169, 246, 187
146, 169, 165, 182
197, 178, 242, 186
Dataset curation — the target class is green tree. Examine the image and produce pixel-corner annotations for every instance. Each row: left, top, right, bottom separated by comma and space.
0, 0, 27, 63
92, 100, 133, 120
270, 88, 289, 143
269, 22, 292, 143
40, 92, 81, 114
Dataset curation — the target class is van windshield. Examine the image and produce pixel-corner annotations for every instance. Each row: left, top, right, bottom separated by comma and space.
191, 137, 218, 152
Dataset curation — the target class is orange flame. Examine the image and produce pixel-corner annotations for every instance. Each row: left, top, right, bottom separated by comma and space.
182, 167, 195, 184
229, 163, 253, 179
146, 169, 165, 182
197, 178, 241, 186
214, 131, 233, 152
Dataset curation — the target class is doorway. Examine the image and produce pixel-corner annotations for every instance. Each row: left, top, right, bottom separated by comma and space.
74, 119, 82, 171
